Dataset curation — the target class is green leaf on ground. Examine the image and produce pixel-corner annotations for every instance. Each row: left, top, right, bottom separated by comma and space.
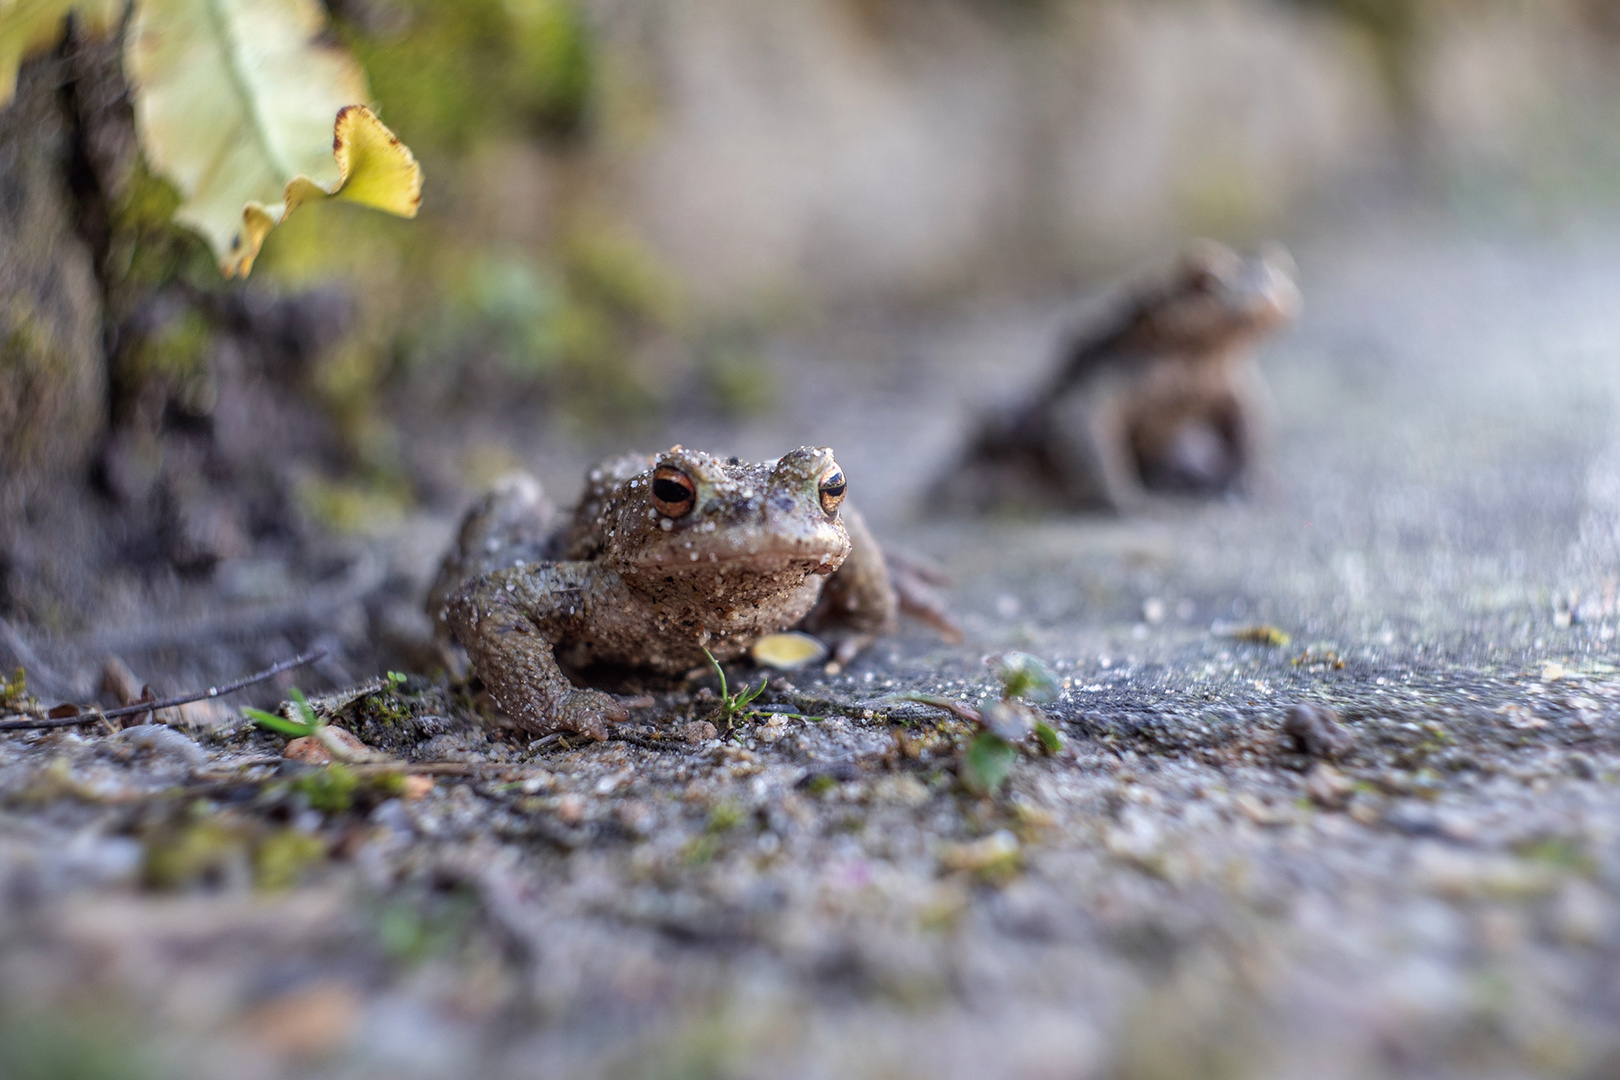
125, 0, 422, 277
961, 731, 1017, 796
1034, 721, 1064, 754
243, 707, 312, 737
244, 686, 323, 737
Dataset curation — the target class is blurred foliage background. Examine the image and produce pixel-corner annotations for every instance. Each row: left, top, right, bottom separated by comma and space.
8, 0, 1620, 622
269, 0, 1620, 453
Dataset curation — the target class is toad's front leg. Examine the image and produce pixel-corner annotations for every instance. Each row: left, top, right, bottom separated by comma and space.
446, 563, 627, 741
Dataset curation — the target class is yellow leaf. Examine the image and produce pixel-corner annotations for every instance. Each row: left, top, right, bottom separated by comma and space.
750, 631, 829, 671
125, 0, 422, 277
0, 0, 121, 107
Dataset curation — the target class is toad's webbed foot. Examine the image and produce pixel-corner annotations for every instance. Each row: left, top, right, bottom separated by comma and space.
555, 688, 630, 742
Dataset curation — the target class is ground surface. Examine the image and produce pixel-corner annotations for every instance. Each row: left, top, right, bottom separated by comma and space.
5, 213, 1620, 1080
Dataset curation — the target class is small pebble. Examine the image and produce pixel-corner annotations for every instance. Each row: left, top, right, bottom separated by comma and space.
115, 724, 207, 767
1304, 763, 1353, 809
555, 793, 586, 825
399, 775, 434, 800
939, 829, 1020, 877
680, 720, 718, 744
284, 726, 372, 763
1565, 752, 1598, 780
1283, 703, 1353, 759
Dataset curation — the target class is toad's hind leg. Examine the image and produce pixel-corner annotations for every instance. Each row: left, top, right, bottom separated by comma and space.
427, 472, 560, 634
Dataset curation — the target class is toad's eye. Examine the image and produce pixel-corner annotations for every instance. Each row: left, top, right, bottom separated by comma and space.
651, 467, 696, 517
818, 465, 846, 514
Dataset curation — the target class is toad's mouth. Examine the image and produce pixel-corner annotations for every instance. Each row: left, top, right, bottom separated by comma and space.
627, 536, 848, 577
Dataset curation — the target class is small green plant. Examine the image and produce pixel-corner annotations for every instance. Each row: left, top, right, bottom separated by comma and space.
961, 732, 1018, 797
1, 667, 26, 710
244, 687, 323, 737
992, 652, 1061, 703
894, 652, 1066, 797
386, 671, 408, 688
700, 645, 767, 731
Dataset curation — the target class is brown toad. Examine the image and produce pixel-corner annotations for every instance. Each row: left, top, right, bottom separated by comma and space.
936, 240, 1300, 514
428, 446, 955, 740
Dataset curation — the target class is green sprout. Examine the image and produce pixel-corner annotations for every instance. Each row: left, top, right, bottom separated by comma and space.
1, 667, 27, 712
891, 652, 1066, 797
992, 652, 1061, 704
961, 731, 1018, 796
244, 687, 323, 737
700, 645, 767, 730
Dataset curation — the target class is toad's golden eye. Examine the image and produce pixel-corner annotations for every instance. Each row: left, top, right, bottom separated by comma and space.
818, 465, 846, 514
652, 467, 696, 517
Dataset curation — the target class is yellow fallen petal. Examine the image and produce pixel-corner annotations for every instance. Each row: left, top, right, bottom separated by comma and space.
751, 632, 828, 670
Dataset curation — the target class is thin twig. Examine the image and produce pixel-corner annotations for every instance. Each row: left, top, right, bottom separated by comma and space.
348, 761, 552, 779
0, 648, 328, 733
608, 729, 670, 750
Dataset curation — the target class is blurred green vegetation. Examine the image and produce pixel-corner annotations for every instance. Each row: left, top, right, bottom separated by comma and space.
0, 1014, 156, 1080
254, 0, 692, 491
1290, 0, 1425, 118
346, 0, 595, 148
98, 0, 1620, 538
77, 0, 698, 539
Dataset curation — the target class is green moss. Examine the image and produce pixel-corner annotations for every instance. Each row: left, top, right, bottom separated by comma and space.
1513, 836, 1596, 876
803, 774, 838, 796
295, 474, 411, 536
705, 801, 747, 833
680, 833, 720, 867
254, 829, 328, 890
0, 300, 74, 467
508, 0, 596, 136
358, 693, 415, 731
119, 306, 216, 418
292, 764, 361, 814
142, 815, 252, 891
